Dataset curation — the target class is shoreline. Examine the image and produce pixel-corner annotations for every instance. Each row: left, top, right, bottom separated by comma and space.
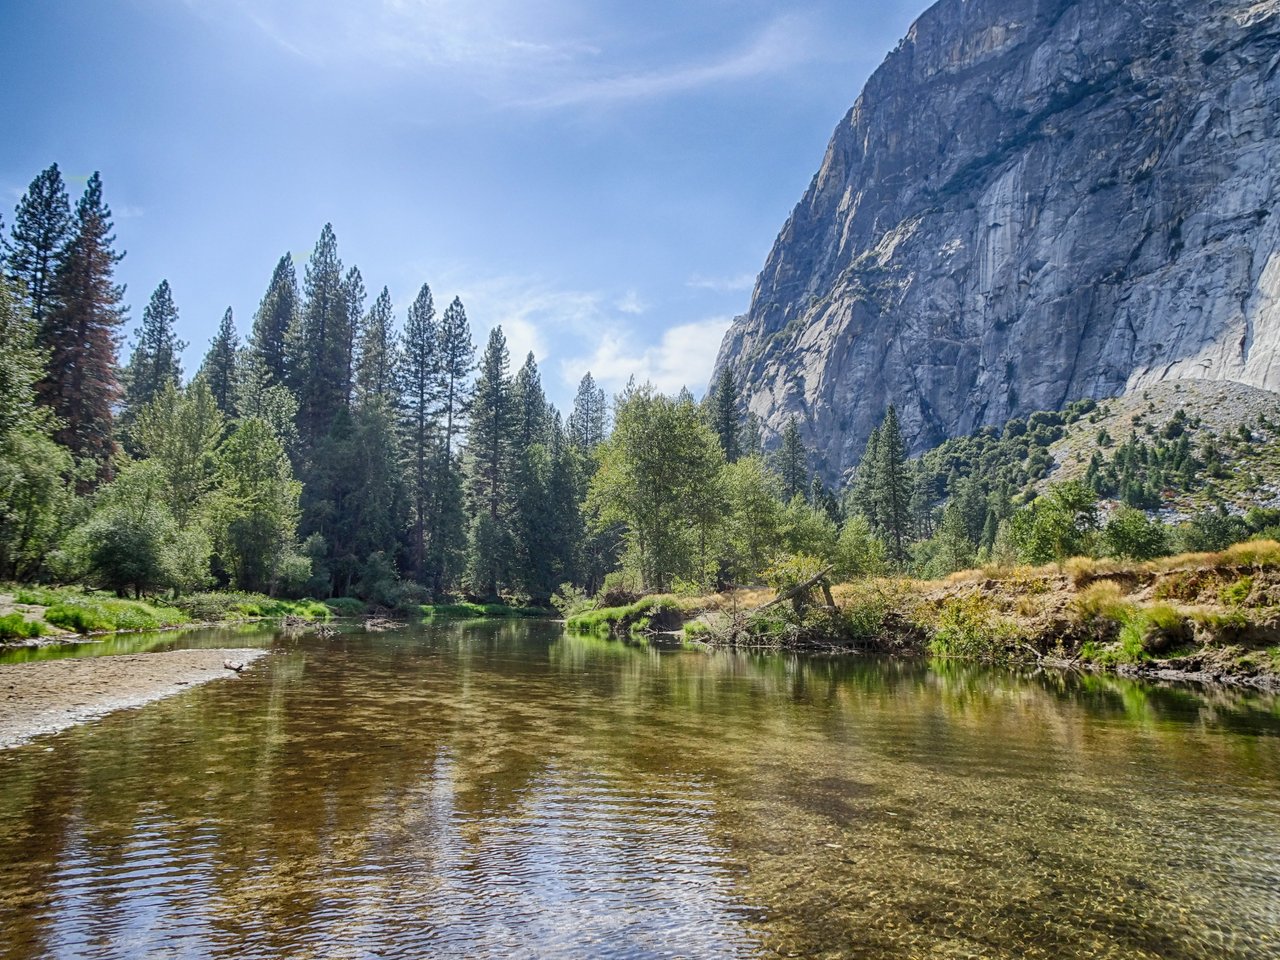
0, 648, 269, 749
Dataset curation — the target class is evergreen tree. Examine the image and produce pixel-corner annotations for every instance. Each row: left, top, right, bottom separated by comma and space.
252, 254, 297, 386
342, 265, 365, 396
124, 280, 186, 422
850, 425, 882, 529
873, 406, 912, 563
43, 172, 126, 478
775, 416, 807, 502
568, 371, 607, 452
5, 164, 72, 335
292, 224, 351, 447
512, 352, 549, 450
355, 286, 399, 403
437, 296, 474, 456
428, 296, 474, 595
464, 327, 516, 599
711, 365, 741, 463
200, 307, 239, 416
399, 282, 439, 582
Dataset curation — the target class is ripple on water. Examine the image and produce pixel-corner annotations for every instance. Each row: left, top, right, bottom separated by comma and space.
0, 624, 1277, 959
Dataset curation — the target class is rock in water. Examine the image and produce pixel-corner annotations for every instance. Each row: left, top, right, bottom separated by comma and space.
222, 659, 244, 673
715, 0, 1280, 479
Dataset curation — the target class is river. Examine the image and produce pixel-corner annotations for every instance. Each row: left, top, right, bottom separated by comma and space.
1, 620, 1278, 959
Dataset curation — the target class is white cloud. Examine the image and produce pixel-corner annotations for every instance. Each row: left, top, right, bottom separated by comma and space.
686, 272, 757, 293
514, 17, 813, 110
615, 290, 646, 315
185, 1, 816, 110
560, 316, 732, 397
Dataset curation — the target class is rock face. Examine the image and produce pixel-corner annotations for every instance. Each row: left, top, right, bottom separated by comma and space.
716, 0, 1280, 480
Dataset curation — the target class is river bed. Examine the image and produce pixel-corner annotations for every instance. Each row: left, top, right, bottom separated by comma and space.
0, 620, 1277, 959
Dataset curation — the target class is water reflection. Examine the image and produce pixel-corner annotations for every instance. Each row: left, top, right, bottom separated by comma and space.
0, 622, 1277, 959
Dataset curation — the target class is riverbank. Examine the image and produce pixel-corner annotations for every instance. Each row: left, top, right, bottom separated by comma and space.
0, 648, 269, 749
570, 542, 1280, 690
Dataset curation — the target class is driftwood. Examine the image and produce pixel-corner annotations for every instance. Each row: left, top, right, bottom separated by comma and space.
363, 616, 403, 632
754, 564, 837, 614
313, 624, 338, 639
222, 659, 245, 673
701, 564, 838, 647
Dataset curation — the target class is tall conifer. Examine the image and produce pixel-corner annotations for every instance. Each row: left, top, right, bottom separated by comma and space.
711, 366, 741, 463
123, 280, 186, 430
252, 254, 297, 386
201, 307, 239, 416
44, 172, 126, 477
399, 283, 439, 581
6, 164, 72, 335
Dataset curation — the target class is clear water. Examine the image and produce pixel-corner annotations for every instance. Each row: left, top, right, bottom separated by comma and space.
1, 621, 1278, 959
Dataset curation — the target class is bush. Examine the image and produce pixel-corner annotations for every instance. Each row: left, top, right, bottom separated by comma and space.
1101, 508, 1171, 561
0, 613, 44, 640
929, 594, 1020, 660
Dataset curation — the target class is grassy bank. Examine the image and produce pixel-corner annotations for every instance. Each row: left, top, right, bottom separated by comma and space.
0, 585, 333, 639
618, 541, 1280, 688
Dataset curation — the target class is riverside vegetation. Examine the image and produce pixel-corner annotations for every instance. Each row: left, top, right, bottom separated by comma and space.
3, 163, 1280, 685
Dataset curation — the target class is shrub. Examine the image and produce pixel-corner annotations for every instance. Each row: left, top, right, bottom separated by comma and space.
326, 597, 367, 617
1070, 581, 1130, 624
0, 613, 44, 640
929, 593, 1020, 661
1219, 576, 1254, 608
44, 596, 189, 634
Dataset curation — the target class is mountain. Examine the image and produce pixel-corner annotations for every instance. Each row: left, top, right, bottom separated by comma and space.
715, 0, 1280, 480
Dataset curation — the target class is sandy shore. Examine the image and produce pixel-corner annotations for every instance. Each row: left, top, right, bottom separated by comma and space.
0, 648, 269, 749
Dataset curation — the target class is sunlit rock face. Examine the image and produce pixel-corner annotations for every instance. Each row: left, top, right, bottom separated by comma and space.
715, 0, 1280, 479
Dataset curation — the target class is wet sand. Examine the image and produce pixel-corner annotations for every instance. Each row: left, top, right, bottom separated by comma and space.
0, 648, 268, 749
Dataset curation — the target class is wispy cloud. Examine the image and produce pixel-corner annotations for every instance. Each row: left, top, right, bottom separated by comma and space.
184, 1, 816, 109
615, 290, 646, 315
687, 272, 757, 293
514, 16, 813, 110
560, 316, 732, 397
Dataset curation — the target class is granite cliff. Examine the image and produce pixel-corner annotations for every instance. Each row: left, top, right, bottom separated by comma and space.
715, 0, 1280, 479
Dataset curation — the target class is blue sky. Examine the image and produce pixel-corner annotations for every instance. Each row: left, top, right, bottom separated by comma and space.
1, 0, 928, 410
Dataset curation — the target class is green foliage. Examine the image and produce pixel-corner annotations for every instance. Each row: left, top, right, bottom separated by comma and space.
1220, 576, 1254, 608
424, 601, 548, 620
0, 612, 44, 640
1101, 507, 1171, 561
44, 594, 189, 634
62, 460, 211, 597
171, 591, 330, 622
1007, 480, 1098, 564
588, 383, 725, 592
929, 594, 1019, 661
833, 515, 886, 580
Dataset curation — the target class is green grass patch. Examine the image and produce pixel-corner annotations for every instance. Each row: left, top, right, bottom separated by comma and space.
44, 596, 189, 634
423, 602, 550, 620
172, 592, 332, 622
566, 595, 686, 634
0, 613, 45, 640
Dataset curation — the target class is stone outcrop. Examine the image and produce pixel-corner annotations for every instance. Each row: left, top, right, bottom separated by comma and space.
715, 0, 1280, 479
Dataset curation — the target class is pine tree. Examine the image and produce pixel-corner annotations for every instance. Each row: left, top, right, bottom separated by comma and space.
292, 224, 351, 448
122, 280, 186, 444
5, 164, 72, 335
464, 326, 516, 599
437, 296, 474, 457
874, 406, 912, 564
200, 307, 239, 416
512, 352, 549, 451
775, 416, 807, 502
252, 254, 297, 386
355, 286, 399, 404
399, 283, 439, 582
851, 425, 882, 529
567, 371, 607, 452
43, 172, 126, 478
711, 365, 741, 463
427, 296, 474, 595
342, 265, 365, 396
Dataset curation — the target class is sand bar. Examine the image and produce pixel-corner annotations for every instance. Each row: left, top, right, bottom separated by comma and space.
0, 648, 268, 749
